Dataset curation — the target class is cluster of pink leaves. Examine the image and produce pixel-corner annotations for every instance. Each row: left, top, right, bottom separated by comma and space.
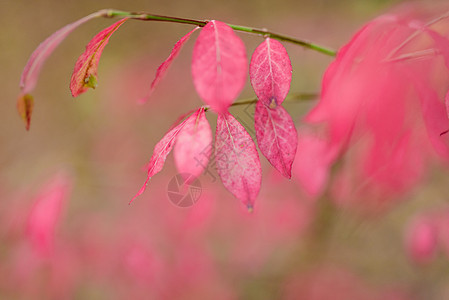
132, 21, 297, 209
18, 15, 297, 209
295, 6, 449, 210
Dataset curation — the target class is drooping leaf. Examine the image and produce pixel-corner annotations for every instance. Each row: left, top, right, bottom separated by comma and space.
174, 108, 212, 182
17, 93, 34, 131
18, 10, 104, 129
255, 101, 297, 178
70, 18, 127, 97
215, 112, 262, 209
192, 20, 247, 113
250, 38, 292, 107
131, 111, 199, 204
140, 27, 199, 103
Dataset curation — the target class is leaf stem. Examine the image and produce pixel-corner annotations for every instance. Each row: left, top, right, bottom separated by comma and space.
104, 9, 337, 56
230, 92, 318, 107
203, 92, 318, 112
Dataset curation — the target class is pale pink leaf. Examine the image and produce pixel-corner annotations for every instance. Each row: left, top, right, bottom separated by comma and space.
131, 111, 199, 204
140, 27, 199, 103
18, 10, 104, 129
255, 101, 297, 178
192, 20, 247, 113
19, 10, 105, 95
215, 112, 262, 209
250, 38, 292, 107
405, 216, 438, 264
26, 172, 72, 257
174, 108, 212, 181
292, 130, 336, 198
70, 18, 127, 97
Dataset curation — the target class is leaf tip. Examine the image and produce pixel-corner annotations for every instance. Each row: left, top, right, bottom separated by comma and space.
17, 93, 34, 130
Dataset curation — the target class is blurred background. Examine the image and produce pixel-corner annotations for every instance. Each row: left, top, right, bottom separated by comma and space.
2, 0, 449, 299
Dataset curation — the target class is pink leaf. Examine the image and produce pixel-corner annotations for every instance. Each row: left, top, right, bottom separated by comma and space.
131, 110, 200, 204
192, 20, 247, 113
70, 18, 127, 97
19, 11, 104, 94
293, 129, 336, 198
215, 112, 262, 209
26, 172, 72, 257
18, 10, 104, 129
140, 27, 199, 103
174, 108, 212, 181
405, 216, 438, 264
255, 101, 297, 178
250, 38, 292, 107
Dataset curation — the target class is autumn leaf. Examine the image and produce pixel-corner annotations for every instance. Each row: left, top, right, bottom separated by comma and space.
140, 27, 199, 103
70, 18, 127, 97
18, 10, 104, 129
192, 20, 247, 113
215, 112, 261, 209
131, 109, 206, 204
255, 101, 297, 178
250, 38, 292, 107
174, 108, 212, 182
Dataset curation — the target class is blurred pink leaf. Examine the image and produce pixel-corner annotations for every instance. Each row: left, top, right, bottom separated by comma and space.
254, 101, 297, 178
250, 38, 292, 107
174, 108, 212, 181
26, 172, 72, 257
215, 112, 261, 209
293, 130, 335, 198
140, 27, 199, 103
131, 109, 205, 203
405, 215, 438, 264
18, 10, 104, 129
303, 11, 449, 207
70, 18, 127, 97
192, 20, 247, 113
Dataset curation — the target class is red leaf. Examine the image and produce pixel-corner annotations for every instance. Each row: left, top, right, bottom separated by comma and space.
250, 38, 292, 107
215, 112, 262, 209
140, 27, 199, 103
192, 20, 247, 113
131, 110, 200, 204
174, 108, 212, 181
255, 101, 297, 178
18, 11, 104, 129
70, 18, 127, 97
